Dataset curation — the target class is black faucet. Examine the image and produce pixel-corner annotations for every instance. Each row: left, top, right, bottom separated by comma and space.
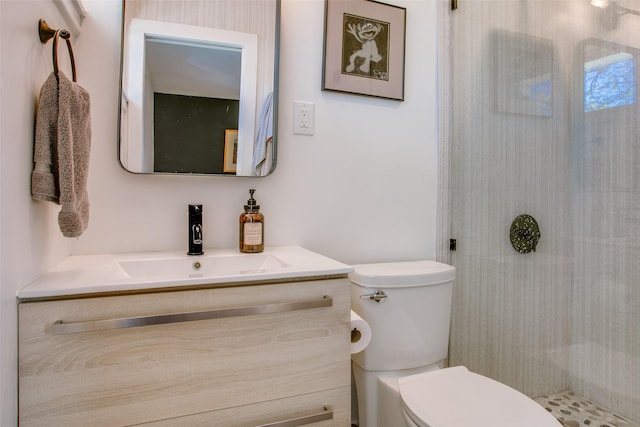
188, 204, 203, 255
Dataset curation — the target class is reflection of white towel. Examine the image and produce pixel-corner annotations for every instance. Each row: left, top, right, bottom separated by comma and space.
32, 71, 91, 237
253, 92, 273, 176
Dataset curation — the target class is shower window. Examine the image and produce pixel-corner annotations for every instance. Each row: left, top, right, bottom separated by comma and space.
583, 40, 637, 112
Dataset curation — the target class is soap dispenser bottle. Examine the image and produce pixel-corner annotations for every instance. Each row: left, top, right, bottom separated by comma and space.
239, 189, 264, 253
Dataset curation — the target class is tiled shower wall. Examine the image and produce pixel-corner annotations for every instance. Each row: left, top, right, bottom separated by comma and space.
570, 60, 640, 418
439, 0, 640, 422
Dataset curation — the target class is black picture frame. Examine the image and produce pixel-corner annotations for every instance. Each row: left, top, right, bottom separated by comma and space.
322, 0, 406, 101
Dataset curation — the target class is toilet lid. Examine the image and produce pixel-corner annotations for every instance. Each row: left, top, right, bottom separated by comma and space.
398, 366, 561, 427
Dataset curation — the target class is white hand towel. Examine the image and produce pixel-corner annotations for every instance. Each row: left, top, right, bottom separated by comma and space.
253, 92, 274, 176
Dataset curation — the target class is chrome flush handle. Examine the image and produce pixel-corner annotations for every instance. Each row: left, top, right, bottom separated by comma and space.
360, 290, 388, 303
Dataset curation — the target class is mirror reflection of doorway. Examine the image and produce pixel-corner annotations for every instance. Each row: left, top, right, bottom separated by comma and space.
153, 93, 239, 174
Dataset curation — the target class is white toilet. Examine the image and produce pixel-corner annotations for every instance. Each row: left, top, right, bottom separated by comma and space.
350, 260, 561, 427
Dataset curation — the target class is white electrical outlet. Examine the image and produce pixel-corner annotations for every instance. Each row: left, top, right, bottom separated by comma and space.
293, 101, 314, 135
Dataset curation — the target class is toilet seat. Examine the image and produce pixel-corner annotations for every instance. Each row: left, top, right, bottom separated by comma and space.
398, 366, 561, 427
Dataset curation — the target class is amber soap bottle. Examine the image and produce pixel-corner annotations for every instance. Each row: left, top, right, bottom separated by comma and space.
239, 189, 264, 253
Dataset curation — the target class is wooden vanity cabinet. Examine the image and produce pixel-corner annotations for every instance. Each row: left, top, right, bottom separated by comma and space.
18, 278, 351, 426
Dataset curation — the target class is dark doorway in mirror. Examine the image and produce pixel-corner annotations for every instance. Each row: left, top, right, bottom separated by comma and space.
153, 93, 239, 174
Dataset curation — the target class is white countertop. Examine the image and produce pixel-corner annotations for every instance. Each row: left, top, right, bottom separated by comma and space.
18, 246, 353, 300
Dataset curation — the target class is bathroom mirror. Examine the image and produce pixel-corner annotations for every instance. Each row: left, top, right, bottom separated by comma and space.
118, 0, 279, 176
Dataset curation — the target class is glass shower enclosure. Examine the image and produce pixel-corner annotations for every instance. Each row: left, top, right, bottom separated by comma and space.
439, 0, 639, 423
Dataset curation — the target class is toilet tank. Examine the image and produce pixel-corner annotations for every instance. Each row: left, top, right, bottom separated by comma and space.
350, 261, 455, 372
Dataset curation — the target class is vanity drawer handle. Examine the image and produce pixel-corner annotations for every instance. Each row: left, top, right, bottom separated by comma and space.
52, 296, 332, 335
256, 406, 333, 427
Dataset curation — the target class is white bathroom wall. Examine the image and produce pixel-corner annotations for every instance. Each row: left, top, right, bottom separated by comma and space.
0, 0, 440, 422
1, 1, 77, 424
70, 0, 439, 264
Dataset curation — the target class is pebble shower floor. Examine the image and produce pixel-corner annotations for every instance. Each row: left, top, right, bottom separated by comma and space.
534, 391, 639, 427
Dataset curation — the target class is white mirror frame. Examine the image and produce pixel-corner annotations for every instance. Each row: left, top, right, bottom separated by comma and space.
121, 18, 258, 175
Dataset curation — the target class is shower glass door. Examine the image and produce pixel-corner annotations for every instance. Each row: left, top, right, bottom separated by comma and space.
443, 0, 639, 423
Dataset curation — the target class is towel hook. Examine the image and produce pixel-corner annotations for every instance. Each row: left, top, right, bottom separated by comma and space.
38, 19, 76, 82
38, 19, 69, 43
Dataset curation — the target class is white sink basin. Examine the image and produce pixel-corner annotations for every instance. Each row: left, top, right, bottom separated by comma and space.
119, 253, 289, 279
17, 246, 354, 300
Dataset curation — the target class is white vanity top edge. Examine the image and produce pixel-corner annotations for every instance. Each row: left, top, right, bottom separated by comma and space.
17, 246, 353, 300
